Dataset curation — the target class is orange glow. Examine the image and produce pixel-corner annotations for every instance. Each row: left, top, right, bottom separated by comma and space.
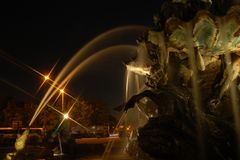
44, 75, 49, 80
126, 126, 131, 131
119, 125, 124, 129
60, 89, 65, 94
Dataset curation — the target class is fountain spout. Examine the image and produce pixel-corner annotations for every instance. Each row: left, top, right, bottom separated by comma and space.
14, 126, 30, 151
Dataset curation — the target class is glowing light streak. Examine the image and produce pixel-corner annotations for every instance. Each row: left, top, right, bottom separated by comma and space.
67, 97, 79, 113
0, 77, 88, 135
55, 119, 65, 133
68, 117, 89, 131
0, 79, 35, 99
52, 93, 61, 105
61, 91, 64, 111
47, 104, 88, 131
35, 60, 59, 94
48, 105, 62, 115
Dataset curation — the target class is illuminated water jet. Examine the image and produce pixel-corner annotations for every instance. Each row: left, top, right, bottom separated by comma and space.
126, 64, 151, 76
15, 128, 30, 151
4, 1, 240, 159
123, 1, 240, 160
29, 25, 147, 127
0, 78, 89, 158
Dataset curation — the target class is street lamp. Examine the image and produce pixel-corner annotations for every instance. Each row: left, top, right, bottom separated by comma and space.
60, 89, 64, 94
44, 75, 49, 81
63, 113, 69, 119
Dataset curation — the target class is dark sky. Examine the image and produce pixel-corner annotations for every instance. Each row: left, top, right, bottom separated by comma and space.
0, 1, 163, 107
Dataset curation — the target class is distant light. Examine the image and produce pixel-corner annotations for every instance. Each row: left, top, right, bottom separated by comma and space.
60, 89, 64, 94
109, 133, 119, 137
119, 125, 124, 129
63, 113, 69, 119
126, 125, 131, 131
44, 75, 49, 80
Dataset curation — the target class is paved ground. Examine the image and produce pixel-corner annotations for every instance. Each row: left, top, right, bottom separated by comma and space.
78, 154, 133, 160
66, 138, 134, 160
0, 137, 135, 160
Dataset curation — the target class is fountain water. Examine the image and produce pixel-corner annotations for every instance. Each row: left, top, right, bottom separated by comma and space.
185, 22, 206, 160
12, 1, 240, 160
29, 25, 147, 127
9, 25, 147, 159
123, 1, 240, 160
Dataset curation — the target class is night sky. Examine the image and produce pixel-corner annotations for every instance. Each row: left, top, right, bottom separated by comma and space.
0, 1, 163, 107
